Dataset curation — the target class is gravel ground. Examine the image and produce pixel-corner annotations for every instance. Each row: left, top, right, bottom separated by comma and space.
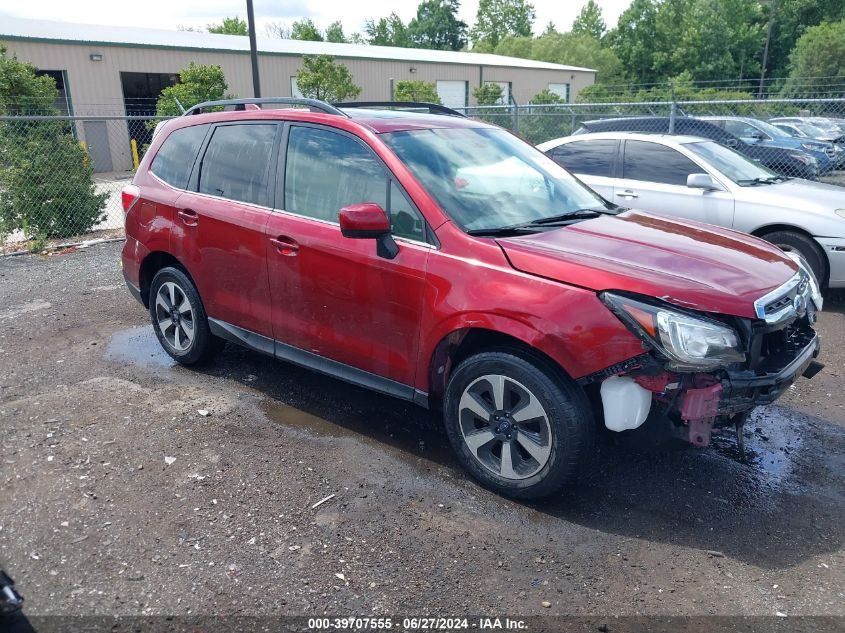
0, 243, 843, 628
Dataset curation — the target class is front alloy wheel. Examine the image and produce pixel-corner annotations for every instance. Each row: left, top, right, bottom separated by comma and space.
458, 374, 552, 480
444, 351, 593, 500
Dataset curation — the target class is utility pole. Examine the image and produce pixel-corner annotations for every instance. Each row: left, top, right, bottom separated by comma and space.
246, 0, 261, 98
758, 0, 776, 98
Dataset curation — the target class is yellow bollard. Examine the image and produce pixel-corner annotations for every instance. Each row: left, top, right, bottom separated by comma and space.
130, 139, 140, 170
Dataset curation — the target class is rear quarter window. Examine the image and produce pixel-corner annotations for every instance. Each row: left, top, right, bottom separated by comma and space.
150, 124, 209, 189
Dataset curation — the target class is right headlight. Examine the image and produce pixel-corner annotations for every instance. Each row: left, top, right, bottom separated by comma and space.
835, 209, 845, 219
790, 153, 818, 166
601, 293, 746, 371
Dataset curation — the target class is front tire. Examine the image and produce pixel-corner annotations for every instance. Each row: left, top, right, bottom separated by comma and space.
149, 267, 223, 365
763, 230, 826, 287
443, 351, 594, 500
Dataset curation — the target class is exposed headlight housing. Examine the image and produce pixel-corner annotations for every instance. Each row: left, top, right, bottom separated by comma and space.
601, 293, 746, 371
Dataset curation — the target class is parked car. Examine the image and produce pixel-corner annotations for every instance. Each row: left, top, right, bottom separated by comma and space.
771, 116, 845, 138
122, 98, 822, 500
539, 131, 845, 287
573, 117, 820, 180
699, 116, 837, 174
769, 120, 845, 169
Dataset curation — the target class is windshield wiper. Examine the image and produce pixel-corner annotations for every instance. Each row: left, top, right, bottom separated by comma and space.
466, 208, 608, 237
527, 208, 606, 225
737, 176, 785, 186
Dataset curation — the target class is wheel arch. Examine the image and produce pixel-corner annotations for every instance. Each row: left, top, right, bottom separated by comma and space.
138, 251, 194, 308
750, 223, 829, 283
425, 325, 575, 409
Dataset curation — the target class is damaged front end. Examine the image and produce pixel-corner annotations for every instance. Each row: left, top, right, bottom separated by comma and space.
582, 268, 824, 448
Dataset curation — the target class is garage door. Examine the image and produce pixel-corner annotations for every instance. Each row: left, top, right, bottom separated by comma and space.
436, 80, 468, 109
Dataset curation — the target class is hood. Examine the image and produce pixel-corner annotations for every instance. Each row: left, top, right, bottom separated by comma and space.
497, 211, 797, 319
752, 178, 845, 213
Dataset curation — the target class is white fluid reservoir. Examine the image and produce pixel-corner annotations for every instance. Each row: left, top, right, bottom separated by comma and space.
600, 376, 652, 432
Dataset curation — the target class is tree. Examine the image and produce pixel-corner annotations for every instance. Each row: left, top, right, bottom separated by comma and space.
784, 19, 845, 95
291, 18, 324, 41
154, 63, 231, 117
295, 55, 362, 101
496, 31, 627, 86
207, 16, 248, 36
365, 13, 411, 47
394, 80, 442, 103
473, 83, 504, 105
571, 0, 606, 40
265, 22, 291, 39
0, 47, 106, 241
408, 0, 468, 51
765, 0, 845, 80
325, 21, 349, 43
607, 0, 660, 84
471, 0, 535, 49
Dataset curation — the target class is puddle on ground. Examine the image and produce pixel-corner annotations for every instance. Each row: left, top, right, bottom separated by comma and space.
105, 326, 176, 371
711, 405, 804, 486
260, 399, 457, 470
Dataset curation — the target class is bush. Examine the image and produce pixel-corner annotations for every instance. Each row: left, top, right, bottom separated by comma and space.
0, 47, 106, 241
154, 63, 231, 119
394, 80, 441, 104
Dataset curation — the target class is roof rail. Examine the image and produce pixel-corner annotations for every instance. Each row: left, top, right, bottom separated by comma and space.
332, 101, 466, 118
183, 97, 349, 117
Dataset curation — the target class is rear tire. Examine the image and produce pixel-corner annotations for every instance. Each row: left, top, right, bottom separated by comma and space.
443, 350, 594, 500
762, 230, 826, 286
149, 267, 224, 365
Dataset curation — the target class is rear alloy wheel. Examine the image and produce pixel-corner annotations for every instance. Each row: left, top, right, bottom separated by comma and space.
444, 351, 593, 500
149, 267, 223, 365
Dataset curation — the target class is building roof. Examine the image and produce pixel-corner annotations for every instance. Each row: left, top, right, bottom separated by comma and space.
0, 17, 596, 73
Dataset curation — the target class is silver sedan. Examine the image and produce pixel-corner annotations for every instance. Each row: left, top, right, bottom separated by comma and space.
538, 132, 845, 288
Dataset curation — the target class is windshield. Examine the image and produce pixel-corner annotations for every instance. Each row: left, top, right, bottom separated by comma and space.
684, 140, 781, 186
794, 122, 828, 137
381, 127, 609, 232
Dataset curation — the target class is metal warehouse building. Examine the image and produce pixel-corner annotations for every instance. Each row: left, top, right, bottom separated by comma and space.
0, 17, 595, 173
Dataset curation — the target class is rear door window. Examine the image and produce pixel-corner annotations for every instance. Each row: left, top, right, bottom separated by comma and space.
198, 123, 278, 207
150, 124, 209, 189
622, 140, 701, 186
548, 140, 618, 177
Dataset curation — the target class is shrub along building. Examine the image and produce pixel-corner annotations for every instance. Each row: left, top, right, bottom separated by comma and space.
0, 16, 595, 173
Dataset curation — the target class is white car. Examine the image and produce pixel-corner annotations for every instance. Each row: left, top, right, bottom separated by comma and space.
538, 132, 845, 288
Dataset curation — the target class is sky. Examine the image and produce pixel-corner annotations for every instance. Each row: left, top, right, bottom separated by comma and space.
0, 0, 632, 39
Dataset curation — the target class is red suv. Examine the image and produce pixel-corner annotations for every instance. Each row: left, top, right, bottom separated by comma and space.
122, 98, 823, 499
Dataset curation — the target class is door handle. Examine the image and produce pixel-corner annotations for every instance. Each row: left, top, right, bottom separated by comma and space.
616, 190, 639, 198
269, 235, 299, 256
177, 208, 199, 226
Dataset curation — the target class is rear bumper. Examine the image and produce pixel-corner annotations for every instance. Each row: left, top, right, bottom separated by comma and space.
124, 276, 144, 306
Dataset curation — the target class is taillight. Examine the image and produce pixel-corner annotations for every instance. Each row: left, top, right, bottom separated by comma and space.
122, 185, 140, 213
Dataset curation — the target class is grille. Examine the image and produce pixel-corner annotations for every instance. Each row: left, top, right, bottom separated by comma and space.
764, 295, 792, 316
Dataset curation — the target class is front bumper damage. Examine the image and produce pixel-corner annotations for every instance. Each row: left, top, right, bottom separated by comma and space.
581, 318, 823, 448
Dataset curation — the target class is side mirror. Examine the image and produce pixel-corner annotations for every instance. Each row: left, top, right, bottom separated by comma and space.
339, 203, 398, 259
750, 130, 765, 140
725, 138, 739, 148
687, 173, 721, 190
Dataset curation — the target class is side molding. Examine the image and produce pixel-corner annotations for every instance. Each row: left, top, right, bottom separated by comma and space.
208, 318, 429, 408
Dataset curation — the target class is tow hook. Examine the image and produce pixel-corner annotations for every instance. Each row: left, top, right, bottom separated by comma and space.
679, 380, 722, 448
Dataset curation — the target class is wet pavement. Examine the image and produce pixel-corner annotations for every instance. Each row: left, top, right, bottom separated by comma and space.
1, 243, 843, 622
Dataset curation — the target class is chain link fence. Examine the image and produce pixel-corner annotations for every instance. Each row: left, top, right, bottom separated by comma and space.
2, 95, 844, 254
458, 97, 845, 186
0, 110, 167, 254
